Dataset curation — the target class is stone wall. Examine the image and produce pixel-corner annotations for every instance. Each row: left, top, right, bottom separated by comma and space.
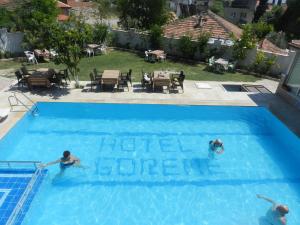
0, 28, 24, 53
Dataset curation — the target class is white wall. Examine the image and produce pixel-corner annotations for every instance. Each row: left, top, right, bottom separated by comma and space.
0, 28, 24, 53
240, 48, 296, 76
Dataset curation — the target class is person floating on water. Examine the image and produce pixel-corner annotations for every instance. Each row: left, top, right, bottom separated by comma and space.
257, 194, 289, 225
208, 139, 224, 159
40, 150, 81, 171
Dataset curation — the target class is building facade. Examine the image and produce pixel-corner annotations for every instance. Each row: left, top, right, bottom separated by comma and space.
224, 0, 257, 24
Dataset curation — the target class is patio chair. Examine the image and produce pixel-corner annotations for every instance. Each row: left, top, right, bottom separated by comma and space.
93, 68, 102, 82
228, 61, 237, 72
89, 72, 98, 91
85, 48, 94, 57
126, 69, 132, 86
20, 66, 36, 76
159, 53, 167, 62
141, 70, 152, 89
144, 51, 149, 61
208, 56, 215, 70
15, 70, 27, 87
171, 71, 185, 93
49, 49, 58, 59
56, 69, 71, 83
24, 51, 38, 64
118, 72, 129, 91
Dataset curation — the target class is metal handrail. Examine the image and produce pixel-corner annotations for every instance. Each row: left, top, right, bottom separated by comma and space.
8, 92, 38, 115
0, 161, 41, 169
5, 167, 43, 225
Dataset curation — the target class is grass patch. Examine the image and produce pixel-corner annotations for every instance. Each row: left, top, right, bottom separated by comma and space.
0, 50, 260, 82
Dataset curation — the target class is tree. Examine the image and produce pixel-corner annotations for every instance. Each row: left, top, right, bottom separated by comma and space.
233, 24, 257, 60
15, 0, 58, 49
0, 7, 15, 30
260, 5, 284, 26
49, 17, 93, 87
253, 0, 268, 22
93, 23, 109, 44
116, 0, 168, 30
276, 0, 300, 38
93, 0, 112, 23
178, 35, 197, 59
149, 25, 163, 49
252, 21, 273, 42
197, 32, 211, 58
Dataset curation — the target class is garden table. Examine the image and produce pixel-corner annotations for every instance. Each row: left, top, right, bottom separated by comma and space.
101, 70, 120, 90
153, 71, 171, 92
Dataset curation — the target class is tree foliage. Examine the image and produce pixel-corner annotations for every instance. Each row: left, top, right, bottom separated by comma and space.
149, 25, 163, 49
178, 35, 197, 59
276, 0, 300, 39
0, 7, 16, 30
93, 0, 112, 22
49, 17, 93, 87
93, 23, 109, 44
116, 0, 168, 30
15, 0, 58, 49
251, 21, 273, 42
253, 0, 268, 22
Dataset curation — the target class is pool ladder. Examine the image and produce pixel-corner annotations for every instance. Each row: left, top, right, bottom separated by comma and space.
8, 92, 39, 116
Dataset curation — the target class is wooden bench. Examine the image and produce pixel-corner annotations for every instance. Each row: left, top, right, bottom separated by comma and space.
27, 77, 51, 90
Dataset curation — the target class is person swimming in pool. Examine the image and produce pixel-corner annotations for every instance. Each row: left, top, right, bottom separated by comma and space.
208, 139, 224, 159
40, 150, 81, 170
257, 194, 289, 225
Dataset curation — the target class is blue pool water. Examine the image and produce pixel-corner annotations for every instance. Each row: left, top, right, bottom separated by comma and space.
0, 102, 300, 225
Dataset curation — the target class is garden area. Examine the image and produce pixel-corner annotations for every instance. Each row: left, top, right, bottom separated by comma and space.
0, 50, 260, 82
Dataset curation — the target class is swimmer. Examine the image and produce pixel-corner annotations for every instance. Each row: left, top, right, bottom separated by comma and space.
257, 194, 289, 225
40, 150, 81, 170
209, 139, 224, 154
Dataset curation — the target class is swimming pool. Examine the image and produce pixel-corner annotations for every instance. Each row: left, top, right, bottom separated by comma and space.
0, 103, 299, 225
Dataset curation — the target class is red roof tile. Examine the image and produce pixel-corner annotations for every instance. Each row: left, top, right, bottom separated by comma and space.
66, 0, 94, 8
261, 39, 288, 55
163, 11, 242, 40
57, 1, 71, 8
289, 40, 300, 49
58, 14, 69, 21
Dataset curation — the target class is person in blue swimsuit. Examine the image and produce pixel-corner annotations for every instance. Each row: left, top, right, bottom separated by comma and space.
40, 150, 81, 170
208, 139, 224, 159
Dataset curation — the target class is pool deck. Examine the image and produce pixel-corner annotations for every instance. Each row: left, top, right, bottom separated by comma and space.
0, 77, 300, 139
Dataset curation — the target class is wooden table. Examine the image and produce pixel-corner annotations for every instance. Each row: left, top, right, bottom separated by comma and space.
153, 71, 171, 92
88, 44, 100, 49
31, 68, 52, 77
101, 70, 120, 89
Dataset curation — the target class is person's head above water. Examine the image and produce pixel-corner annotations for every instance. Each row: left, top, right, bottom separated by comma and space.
276, 205, 289, 215
63, 150, 71, 159
214, 139, 223, 146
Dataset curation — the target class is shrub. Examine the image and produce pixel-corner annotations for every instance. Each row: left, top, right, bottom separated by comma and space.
149, 25, 163, 49
93, 24, 109, 44
252, 51, 276, 74
178, 35, 197, 59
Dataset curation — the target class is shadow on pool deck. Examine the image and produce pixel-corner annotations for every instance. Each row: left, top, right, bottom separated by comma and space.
247, 92, 300, 138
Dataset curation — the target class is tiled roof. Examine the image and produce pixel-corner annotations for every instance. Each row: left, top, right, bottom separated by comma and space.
261, 39, 288, 55
66, 0, 94, 8
0, 0, 12, 6
289, 40, 300, 49
163, 11, 242, 40
58, 14, 69, 21
57, 1, 71, 8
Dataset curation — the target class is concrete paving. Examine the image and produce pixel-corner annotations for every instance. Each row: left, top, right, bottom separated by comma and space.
0, 76, 299, 139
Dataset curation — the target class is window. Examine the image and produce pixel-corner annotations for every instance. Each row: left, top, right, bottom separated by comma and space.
240, 12, 247, 18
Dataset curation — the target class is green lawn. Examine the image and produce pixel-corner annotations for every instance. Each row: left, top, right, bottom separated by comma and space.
0, 50, 260, 82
